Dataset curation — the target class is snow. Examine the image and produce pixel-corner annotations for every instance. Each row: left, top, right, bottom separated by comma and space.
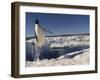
26, 49, 89, 67
26, 34, 90, 67
58, 49, 89, 59
26, 35, 89, 48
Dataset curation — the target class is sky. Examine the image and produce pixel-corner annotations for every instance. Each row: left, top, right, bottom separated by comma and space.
26, 12, 89, 37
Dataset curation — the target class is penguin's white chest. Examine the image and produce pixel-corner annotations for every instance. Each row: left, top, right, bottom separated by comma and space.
35, 24, 45, 47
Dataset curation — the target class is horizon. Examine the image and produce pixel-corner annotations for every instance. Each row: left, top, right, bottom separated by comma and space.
26, 32, 89, 37
26, 33, 89, 40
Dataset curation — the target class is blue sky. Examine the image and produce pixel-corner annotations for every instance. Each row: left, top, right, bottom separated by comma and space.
26, 12, 89, 37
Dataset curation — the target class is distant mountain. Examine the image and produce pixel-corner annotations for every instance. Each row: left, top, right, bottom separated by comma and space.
26, 33, 89, 40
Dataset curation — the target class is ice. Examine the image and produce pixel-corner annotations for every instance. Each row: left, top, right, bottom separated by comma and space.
26, 49, 89, 67
26, 34, 90, 67
26, 35, 89, 48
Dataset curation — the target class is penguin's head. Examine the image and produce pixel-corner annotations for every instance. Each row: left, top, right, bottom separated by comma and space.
35, 19, 39, 24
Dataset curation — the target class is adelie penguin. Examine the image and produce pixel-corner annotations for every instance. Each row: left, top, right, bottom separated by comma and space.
34, 19, 53, 61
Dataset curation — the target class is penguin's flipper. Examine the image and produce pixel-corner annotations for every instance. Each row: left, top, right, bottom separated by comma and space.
42, 27, 53, 34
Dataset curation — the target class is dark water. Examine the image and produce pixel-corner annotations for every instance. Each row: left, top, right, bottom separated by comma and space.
26, 42, 89, 61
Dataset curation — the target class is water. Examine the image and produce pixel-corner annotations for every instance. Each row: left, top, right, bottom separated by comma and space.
26, 42, 89, 61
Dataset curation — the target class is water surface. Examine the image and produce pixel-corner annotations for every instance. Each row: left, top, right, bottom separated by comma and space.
26, 42, 89, 61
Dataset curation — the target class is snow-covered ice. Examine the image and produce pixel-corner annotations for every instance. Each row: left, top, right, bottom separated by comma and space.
26, 34, 90, 67
26, 49, 89, 67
